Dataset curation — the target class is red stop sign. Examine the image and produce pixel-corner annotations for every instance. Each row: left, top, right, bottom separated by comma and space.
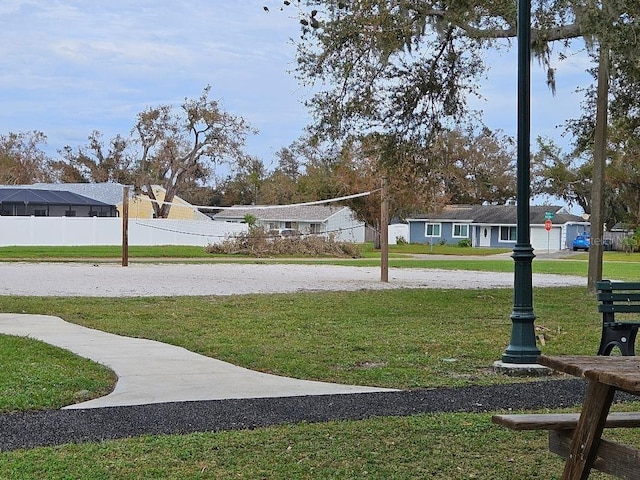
544, 219, 552, 231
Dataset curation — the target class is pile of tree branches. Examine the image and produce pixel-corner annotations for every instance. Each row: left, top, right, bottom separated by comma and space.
205, 227, 361, 258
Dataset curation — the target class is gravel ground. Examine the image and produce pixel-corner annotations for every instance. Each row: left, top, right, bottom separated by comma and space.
1, 380, 637, 451
0, 261, 597, 451
0, 261, 586, 296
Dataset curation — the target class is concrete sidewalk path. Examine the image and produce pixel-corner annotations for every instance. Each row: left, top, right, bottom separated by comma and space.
0, 313, 396, 409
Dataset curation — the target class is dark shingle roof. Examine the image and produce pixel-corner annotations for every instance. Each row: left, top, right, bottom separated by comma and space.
410, 205, 586, 225
0, 188, 114, 206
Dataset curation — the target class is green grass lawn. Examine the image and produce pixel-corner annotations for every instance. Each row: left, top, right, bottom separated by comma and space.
1, 251, 639, 478
0, 243, 601, 260
0, 286, 603, 412
0, 243, 506, 262
0, 335, 115, 412
2, 245, 638, 281
0, 245, 213, 260
2, 244, 639, 284
0, 413, 569, 479
0, 413, 557, 479
2, 410, 637, 479
358, 242, 513, 257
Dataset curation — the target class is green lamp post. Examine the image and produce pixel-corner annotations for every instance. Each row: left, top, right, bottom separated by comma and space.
501, 0, 540, 364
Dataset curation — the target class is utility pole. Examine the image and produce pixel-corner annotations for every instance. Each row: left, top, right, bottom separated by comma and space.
122, 186, 129, 267
380, 176, 389, 283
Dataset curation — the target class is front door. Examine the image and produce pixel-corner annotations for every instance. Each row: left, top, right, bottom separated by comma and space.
479, 227, 492, 247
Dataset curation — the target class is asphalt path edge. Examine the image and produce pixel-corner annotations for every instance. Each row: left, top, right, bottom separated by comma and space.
2, 378, 637, 452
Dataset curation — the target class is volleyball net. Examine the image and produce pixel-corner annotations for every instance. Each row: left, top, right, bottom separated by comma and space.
128, 190, 377, 245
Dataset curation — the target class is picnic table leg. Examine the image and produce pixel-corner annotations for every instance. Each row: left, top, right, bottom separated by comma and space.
562, 380, 615, 480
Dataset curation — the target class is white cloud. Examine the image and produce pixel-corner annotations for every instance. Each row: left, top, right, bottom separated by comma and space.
0, 1, 307, 160
0, 1, 598, 166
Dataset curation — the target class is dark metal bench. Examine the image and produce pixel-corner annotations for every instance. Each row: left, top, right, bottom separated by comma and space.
597, 280, 640, 356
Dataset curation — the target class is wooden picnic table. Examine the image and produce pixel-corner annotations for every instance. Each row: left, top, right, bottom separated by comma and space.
538, 355, 640, 480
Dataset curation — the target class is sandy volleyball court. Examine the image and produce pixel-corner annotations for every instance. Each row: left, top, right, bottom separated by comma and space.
0, 262, 585, 297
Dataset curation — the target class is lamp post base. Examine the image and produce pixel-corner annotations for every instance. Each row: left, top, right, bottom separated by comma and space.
493, 361, 552, 377
502, 244, 540, 364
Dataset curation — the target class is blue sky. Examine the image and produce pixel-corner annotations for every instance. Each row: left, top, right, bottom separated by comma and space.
0, 2, 311, 169
0, 1, 594, 175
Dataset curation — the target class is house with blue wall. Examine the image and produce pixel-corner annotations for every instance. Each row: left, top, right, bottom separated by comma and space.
406, 205, 589, 251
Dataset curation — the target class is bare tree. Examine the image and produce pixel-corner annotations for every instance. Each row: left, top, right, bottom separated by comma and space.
133, 86, 255, 218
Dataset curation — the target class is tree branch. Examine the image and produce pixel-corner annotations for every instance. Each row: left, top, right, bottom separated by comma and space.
458, 22, 584, 43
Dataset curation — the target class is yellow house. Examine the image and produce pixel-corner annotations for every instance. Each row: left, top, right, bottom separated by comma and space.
23, 183, 209, 221
124, 186, 210, 220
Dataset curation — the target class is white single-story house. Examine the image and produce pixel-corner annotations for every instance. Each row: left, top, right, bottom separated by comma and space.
406, 204, 590, 251
213, 204, 366, 243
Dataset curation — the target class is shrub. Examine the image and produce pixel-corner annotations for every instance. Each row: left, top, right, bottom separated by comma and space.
243, 214, 257, 227
395, 236, 407, 245
457, 238, 472, 248
620, 233, 640, 254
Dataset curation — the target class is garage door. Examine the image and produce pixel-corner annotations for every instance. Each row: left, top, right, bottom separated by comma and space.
531, 226, 561, 251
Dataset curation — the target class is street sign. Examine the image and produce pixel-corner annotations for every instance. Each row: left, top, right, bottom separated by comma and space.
544, 211, 555, 220
544, 219, 552, 231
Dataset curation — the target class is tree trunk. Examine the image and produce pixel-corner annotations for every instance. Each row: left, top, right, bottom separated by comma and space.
587, 46, 609, 293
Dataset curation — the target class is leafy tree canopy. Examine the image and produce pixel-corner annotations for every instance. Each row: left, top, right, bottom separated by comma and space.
0, 131, 52, 185
268, 0, 611, 149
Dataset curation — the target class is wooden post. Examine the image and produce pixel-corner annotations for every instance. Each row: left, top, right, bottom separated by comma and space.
587, 46, 609, 292
122, 186, 129, 267
381, 177, 389, 283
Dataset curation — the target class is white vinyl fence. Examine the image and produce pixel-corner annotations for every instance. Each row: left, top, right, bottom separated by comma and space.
0, 217, 248, 247
388, 224, 409, 245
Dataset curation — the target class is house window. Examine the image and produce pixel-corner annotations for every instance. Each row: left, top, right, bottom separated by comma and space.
309, 223, 322, 234
499, 226, 517, 241
34, 209, 48, 217
453, 224, 469, 238
65, 210, 77, 217
425, 223, 441, 237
